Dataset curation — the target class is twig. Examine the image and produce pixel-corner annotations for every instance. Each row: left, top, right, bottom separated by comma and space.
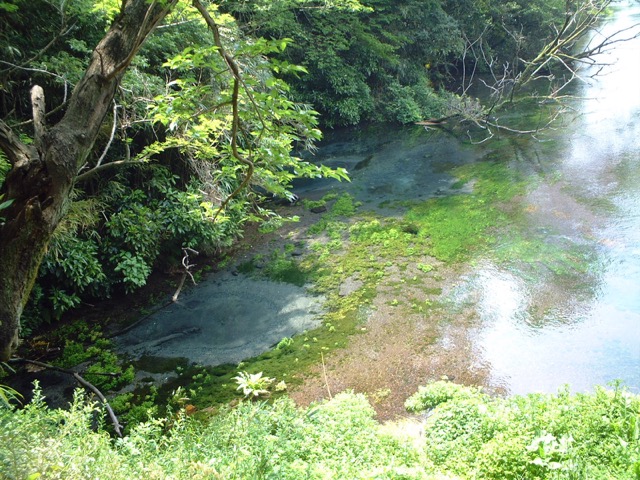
321, 353, 332, 400
172, 247, 199, 302
9, 358, 123, 437
76, 159, 144, 182
106, 299, 173, 338
95, 101, 119, 168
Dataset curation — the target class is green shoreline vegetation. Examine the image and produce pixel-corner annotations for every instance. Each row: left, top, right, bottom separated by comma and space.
2, 381, 639, 478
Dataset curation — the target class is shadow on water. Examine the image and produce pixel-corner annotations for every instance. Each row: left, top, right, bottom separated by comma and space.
295, 123, 481, 209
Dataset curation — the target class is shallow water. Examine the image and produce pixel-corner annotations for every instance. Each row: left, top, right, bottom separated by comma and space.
469, 3, 640, 395
305, 2, 640, 395
116, 273, 323, 365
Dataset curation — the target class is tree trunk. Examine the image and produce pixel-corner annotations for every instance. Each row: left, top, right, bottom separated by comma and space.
0, 0, 176, 361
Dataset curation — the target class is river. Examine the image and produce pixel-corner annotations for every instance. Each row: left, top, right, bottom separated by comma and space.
470, 1, 640, 394
302, 1, 640, 396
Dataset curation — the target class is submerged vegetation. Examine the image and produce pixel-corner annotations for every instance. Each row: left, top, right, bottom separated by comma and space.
143, 147, 600, 415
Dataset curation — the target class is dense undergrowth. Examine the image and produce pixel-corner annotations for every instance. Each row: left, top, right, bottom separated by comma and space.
2, 381, 639, 479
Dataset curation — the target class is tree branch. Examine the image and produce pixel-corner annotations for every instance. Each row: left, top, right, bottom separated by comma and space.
95, 101, 119, 168
192, 0, 255, 220
31, 86, 47, 150
438, 0, 638, 141
104, 0, 174, 81
172, 247, 198, 302
0, 119, 35, 167
75, 159, 143, 183
9, 358, 123, 437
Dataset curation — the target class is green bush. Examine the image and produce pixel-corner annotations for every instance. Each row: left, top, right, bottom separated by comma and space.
1, 382, 639, 479
405, 379, 482, 412
0, 390, 421, 479
407, 381, 640, 479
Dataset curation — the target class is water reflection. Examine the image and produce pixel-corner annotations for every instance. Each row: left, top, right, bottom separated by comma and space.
297, 124, 481, 208
469, 1, 640, 394
297, 2, 640, 396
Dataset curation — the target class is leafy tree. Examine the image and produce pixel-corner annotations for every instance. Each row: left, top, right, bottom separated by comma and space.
225, 0, 461, 126
0, 0, 348, 361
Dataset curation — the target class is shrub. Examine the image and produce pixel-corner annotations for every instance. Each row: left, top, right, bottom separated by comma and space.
1, 382, 639, 479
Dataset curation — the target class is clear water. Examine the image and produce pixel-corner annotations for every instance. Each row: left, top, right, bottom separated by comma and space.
305, 2, 640, 395
468, 3, 640, 395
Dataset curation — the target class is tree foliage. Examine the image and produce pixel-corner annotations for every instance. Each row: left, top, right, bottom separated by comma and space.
0, 0, 348, 351
223, 0, 592, 126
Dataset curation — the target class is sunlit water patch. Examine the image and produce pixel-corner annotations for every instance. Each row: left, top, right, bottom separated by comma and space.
453, 2, 640, 394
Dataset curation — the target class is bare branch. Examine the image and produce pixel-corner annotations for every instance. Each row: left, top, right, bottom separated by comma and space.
95, 102, 119, 169
9, 358, 123, 437
157, 18, 198, 29
0, 2, 74, 76
0, 60, 69, 84
30, 86, 47, 150
172, 247, 198, 302
75, 159, 143, 183
1, 61, 72, 128
436, 0, 638, 140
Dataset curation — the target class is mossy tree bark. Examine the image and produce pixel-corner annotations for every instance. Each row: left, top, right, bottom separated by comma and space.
0, 0, 177, 361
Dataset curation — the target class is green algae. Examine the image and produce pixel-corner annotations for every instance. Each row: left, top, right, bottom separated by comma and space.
133, 355, 189, 374
404, 159, 529, 262
147, 149, 602, 413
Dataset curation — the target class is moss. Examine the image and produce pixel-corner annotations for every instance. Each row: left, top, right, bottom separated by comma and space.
134, 355, 189, 374
308, 193, 358, 235
402, 160, 529, 262
264, 257, 308, 286
126, 152, 599, 417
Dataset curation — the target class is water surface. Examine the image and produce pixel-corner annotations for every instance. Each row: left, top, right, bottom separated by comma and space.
306, 2, 640, 395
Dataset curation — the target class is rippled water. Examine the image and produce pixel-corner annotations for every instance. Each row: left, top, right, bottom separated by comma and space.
306, 2, 640, 395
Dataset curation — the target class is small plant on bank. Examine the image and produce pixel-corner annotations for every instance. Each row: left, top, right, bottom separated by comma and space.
233, 371, 274, 399
276, 337, 294, 353
0, 383, 21, 408
417, 263, 434, 273
302, 198, 327, 211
